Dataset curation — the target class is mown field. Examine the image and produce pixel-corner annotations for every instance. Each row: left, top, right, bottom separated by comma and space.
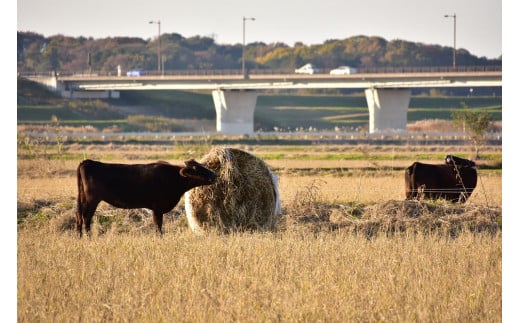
17, 136, 502, 322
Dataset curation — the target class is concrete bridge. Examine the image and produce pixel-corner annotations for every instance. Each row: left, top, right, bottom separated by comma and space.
24, 68, 502, 134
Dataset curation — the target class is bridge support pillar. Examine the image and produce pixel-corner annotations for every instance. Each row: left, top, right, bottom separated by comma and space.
212, 90, 258, 134
365, 88, 411, 133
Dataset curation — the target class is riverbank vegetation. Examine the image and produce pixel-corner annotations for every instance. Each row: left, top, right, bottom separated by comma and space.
18, 78, 502, 133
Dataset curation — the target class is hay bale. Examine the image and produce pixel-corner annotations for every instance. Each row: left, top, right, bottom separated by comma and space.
185, 147, 281, 234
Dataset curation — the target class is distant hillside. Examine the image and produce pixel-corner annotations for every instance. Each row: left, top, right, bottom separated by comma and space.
17, 32, 501, 75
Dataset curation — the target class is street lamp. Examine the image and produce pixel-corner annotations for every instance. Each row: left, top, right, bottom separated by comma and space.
444, 13, 456, 69
242, 16, 255, 78
149, 20, 161, 75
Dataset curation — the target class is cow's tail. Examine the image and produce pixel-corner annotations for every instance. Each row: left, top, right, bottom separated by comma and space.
405, 163, 417, 199
76, 162, 86, 235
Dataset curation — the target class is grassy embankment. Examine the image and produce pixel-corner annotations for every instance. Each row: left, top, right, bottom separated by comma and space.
17, 78, 502, 133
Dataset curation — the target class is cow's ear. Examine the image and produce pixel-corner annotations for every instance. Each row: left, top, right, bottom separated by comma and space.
179, 167, 191, 177
184, 159, 198, 168
180, 167, 205, 181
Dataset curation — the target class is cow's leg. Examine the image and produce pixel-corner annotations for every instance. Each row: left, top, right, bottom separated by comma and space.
76, 195, 83, 237
83, 201, 99, 238
76, 199, 92, 238
76, 183, 88, 238
76, 211, 84, 238
457, 191, 468, 203
409, 183, 420, 200
417, 184, 426, 200
409, 179, 420, 200
152, 211, 164, 236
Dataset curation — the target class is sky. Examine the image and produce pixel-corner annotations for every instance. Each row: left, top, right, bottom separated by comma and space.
16, 0, 503, 59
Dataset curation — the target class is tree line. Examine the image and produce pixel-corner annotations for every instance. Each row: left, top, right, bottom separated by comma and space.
17, 31, 501, 75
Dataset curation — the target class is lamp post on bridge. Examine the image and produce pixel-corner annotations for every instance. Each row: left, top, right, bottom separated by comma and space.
242, 16, 255, 78
444, 13, 456, 69
149, 20, 161, 75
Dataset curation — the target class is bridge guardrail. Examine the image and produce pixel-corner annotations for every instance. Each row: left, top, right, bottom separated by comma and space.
19, 65, 501, 79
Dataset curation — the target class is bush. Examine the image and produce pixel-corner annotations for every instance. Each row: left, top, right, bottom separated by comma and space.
126, 115, 189, 132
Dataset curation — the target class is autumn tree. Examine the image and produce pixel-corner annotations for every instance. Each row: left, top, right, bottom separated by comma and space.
451, 101, 493, 159
17, 31, 501, 74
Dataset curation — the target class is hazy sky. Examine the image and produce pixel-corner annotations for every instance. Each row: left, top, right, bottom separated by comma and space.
17, 0, 502, 59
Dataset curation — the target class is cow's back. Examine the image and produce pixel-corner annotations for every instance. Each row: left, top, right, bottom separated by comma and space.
78, 160, 184, 209
405, 161, 477, 202
409, 162, 442, 197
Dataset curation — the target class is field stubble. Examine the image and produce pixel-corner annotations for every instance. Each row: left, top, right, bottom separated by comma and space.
17, 141, 502, 321
18, 229, 501, 322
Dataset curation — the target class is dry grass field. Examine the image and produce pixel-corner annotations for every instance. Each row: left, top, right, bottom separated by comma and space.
17, 138, 502, 322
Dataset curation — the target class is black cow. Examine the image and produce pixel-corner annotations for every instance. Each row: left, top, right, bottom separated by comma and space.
76, 159, 217, 237
445, 154, 476, 168
405, 156, 477, 203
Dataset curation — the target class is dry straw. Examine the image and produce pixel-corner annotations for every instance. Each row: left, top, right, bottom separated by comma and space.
327, 199, 501, 237
185, 147, 280, 234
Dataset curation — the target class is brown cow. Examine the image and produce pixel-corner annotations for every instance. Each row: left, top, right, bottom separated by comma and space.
76, 159, 217, 237
405, 156, 477, 203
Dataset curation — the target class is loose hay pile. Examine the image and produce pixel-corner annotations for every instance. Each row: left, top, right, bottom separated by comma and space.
302, 199, 501, 237
185, 147, 281, 234
357, 200, 502, 237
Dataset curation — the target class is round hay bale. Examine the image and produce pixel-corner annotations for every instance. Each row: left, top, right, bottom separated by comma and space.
185, 147, 281, 234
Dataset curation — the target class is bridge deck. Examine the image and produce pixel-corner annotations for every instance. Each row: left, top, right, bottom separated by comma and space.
28, 70, 501, 91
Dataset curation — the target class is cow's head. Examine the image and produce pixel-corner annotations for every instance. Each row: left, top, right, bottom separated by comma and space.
180, 159, 218, 184
445, 155, 476, 168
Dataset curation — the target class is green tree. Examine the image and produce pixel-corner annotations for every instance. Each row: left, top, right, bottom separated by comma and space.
451, 102, 492, 159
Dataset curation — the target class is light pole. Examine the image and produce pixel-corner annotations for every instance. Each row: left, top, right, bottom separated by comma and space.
444, 13, 456, 69
149, 20, 161, 75
242, 16, 255, 78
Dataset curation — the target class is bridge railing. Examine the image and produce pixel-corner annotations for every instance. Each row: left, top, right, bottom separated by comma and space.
355, 65, 502, 73
19, 65, 501, 78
